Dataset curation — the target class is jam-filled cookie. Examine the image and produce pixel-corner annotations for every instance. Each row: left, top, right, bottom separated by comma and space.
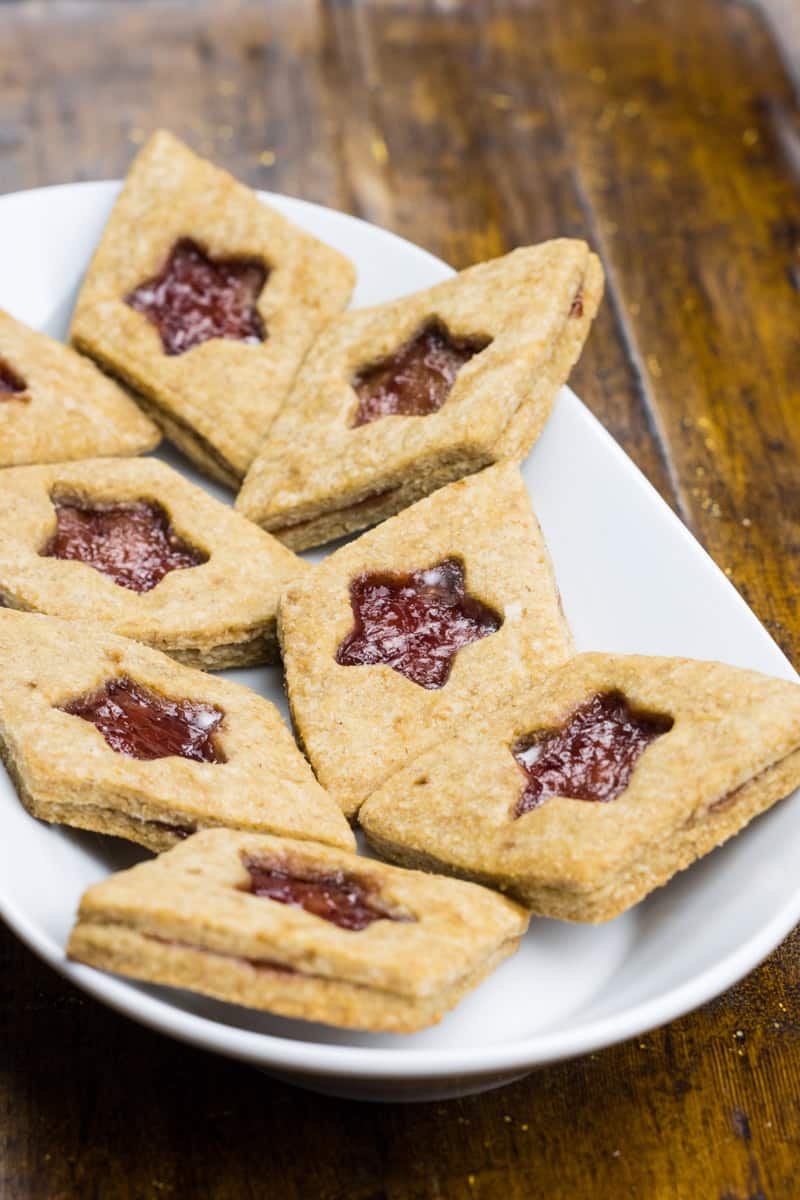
0, 611, 354, 852
236, 240, 603, 549
0, 308, 159, 468
70, 130, 355, 487
360, 653, 800, 922
0, 457, 306, 669
278, 462, 573, 819
67, 829, 528, 1033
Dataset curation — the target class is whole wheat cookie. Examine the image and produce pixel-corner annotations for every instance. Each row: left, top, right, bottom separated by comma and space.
360, 653, 800, 922
0, 457, 306, 669
236, 240, 603, 549
0, 308, 159, 467
70, 130, 356, 487
278, 462, 573, 819
0, 611, 354, 853
67, 829, 528, 1033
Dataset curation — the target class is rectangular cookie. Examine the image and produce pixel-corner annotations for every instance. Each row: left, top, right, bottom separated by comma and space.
278, 462, 573, 818
70, 130, 355, 487
0, 308, 159, 467
237, 241, 603, 548
67, 829, 528, 1033
0, 610, 353, 853
360, 653, 800, 922
0, 457, 306, 669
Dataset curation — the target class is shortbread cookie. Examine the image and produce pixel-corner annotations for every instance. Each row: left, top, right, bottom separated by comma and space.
0, 457, 306, 669
67, 829, 528, 1032
237, 241, 603, 549
70, 130, 355, 486
360, 653, 800, 922
278, 463, 573, 818
0, 611, 353, 852
0, 309, 159, 467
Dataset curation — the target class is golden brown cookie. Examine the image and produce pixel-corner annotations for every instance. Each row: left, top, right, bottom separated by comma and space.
0, 308, 159, 467
360, 653, 800, 922
278, 463, 573, 819
236, 241, 603, 549
70, 130, 356, 487
0, 611, 354, 853
0, 457, 306, 669
67, 829, 528, 1033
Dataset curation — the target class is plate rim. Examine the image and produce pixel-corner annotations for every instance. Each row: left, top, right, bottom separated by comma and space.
0, 179, 798, 1085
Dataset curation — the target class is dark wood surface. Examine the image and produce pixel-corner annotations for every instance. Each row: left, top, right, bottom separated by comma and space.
2, 1, 800, 1195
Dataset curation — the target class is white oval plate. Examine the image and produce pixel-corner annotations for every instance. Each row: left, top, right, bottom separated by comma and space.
0, 182, 798, 1103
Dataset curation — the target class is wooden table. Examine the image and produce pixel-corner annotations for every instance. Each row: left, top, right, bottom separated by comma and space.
2, 1, 800, 1195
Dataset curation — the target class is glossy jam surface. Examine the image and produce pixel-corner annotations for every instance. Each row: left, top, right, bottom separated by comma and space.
569, 290, 584, 318
336, 558, 502, 689
126, 238, 267, 356
513, 692, 673, 816
0, 358, 26, 396
60, 676, 224, 763
44, 498, 206, 593
352, 321, 489, 426
243, 858, 402, 931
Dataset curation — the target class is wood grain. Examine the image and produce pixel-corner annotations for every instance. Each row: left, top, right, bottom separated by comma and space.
1, 1, 800, 1197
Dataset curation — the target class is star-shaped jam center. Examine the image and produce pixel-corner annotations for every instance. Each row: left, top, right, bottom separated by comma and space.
43, 497, 207, 593
0, 357, 27, 397
126, 238, 268, 356
335, 557, 502, 689
512, 691, 673, 816
242, 857, 409, 931
351, 320, 490, 427
59, 676, 225, 763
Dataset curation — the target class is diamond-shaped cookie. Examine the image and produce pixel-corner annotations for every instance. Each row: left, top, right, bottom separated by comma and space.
0, 457, 305, 669
67, 828, 528, 1032
70, 130, 355, 487
360, 653, 800, 921
278, 462, 573, 818
0, 308, 159, 467
0, 611, 353, 852
237, 241, 603, 549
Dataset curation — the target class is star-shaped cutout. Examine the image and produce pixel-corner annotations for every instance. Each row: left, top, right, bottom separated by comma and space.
60, 675, 225, 763
335, 557, 502, 689
126, 238, 268, 356
243, 857, 404, 931
43, 497, 206, 593
512, 691, 673, 816
352, 320, 489, 427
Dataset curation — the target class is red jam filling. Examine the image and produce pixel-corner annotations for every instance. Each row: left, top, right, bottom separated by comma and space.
336, 558, 502, 689
569, 290, 584, 318
43, 498, 206, 593
147, 820, 196, 840
513, 692, 672, 816
59, 676, 224, 763
708, 767, 766, 815
352, 321, 489, 426
243, 857, 404, 931
126, 238, 268, 356
0, 358, 27, 396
